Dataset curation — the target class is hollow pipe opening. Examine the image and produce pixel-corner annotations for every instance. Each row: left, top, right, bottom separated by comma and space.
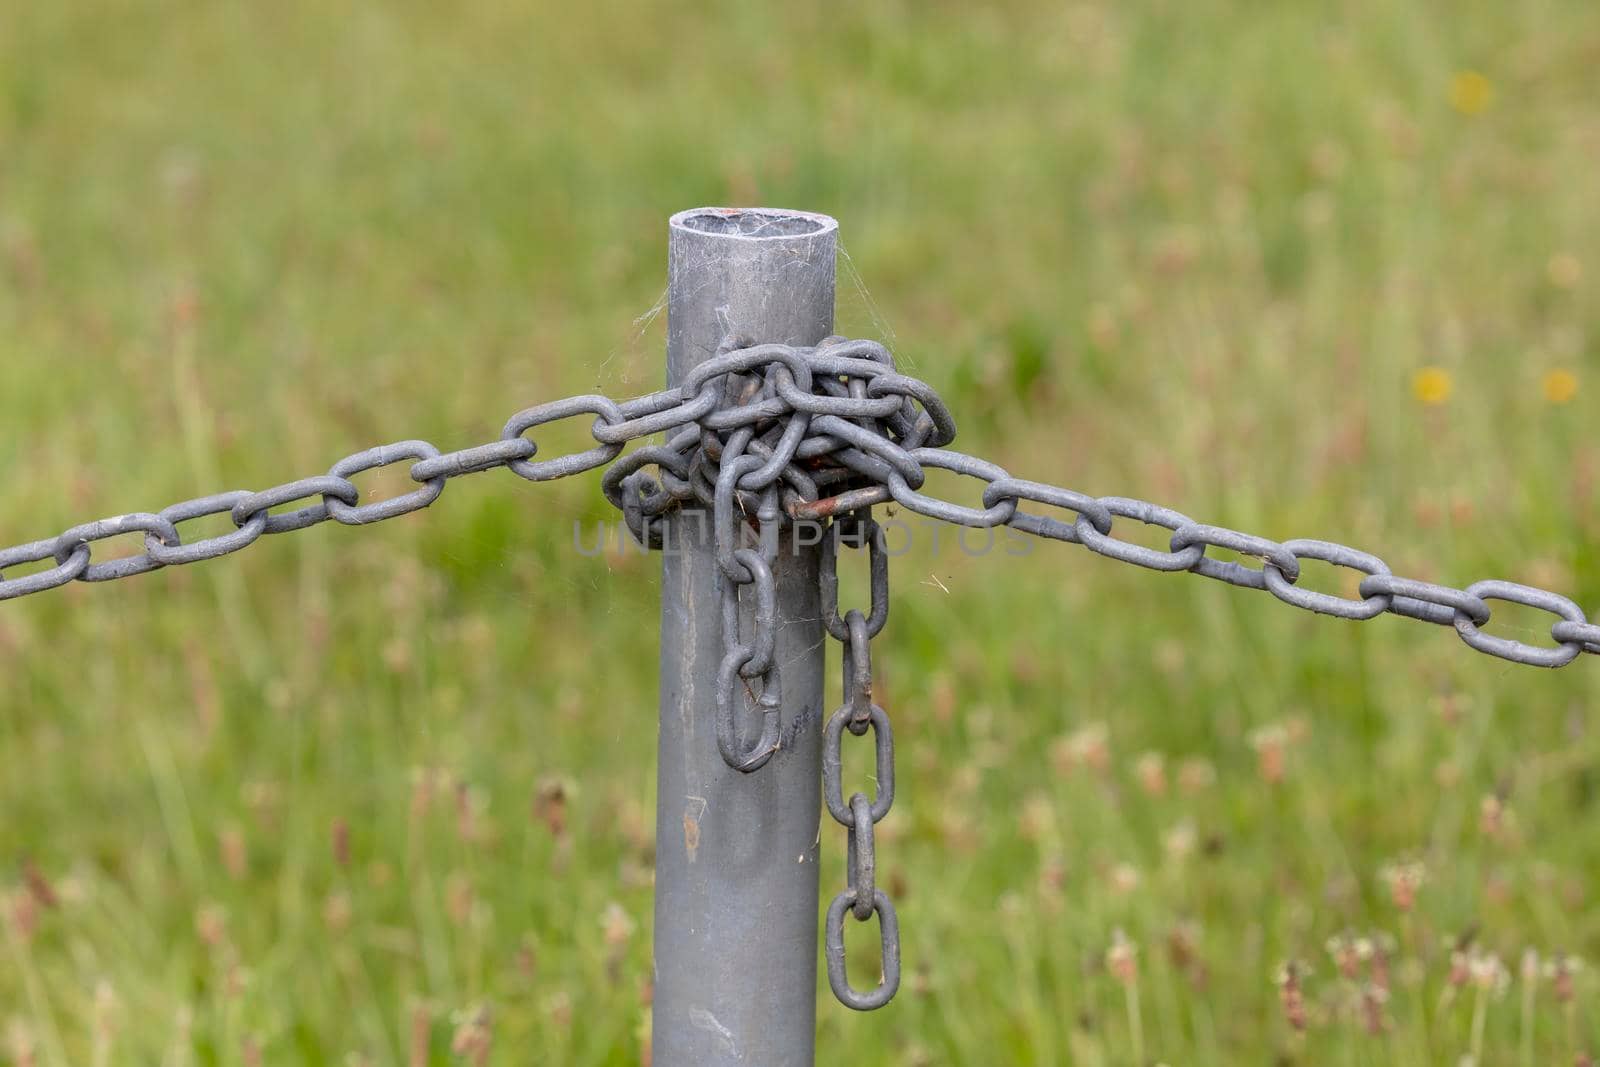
671, 207, 837, 240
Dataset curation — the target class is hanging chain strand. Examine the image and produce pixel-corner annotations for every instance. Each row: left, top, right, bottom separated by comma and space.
710, 412, 786, 773
819, 514, 901, 1011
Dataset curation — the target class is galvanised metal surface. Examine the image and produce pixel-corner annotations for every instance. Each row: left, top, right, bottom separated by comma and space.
652, 208, 834, 1066
6, 207, 1600, 1057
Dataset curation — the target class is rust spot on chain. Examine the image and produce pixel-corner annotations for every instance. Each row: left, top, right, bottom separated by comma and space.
789, 485, 890, 521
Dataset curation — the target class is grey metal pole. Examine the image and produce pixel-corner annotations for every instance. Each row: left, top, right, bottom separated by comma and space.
652, 207, 836, 1066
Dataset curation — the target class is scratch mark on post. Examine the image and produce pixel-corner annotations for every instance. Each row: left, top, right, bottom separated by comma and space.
689, 1007, 738, 1055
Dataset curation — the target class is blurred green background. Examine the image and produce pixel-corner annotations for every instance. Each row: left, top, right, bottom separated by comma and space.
3, 1, 1599, 1064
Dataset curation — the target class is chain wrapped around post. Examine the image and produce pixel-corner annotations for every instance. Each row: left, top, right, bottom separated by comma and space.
7, 332, 1600, 1018
8, 336, 1595, 672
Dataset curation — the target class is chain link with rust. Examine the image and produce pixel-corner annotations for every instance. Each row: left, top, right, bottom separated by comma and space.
610, 342, 1600, 672
609, 343, 1600, 673
818, 513, 901, 1011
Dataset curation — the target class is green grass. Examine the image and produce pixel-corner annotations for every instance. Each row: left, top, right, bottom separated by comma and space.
3, 0, 1600, 1063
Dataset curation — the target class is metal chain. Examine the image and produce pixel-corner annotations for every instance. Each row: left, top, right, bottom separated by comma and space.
0, 418, 553, 601
711, 416, 786, 773
0, 354, 799, 602
819, 514, 901, 1011
10, 338, 1591, 671
6, 335, 1597, 1017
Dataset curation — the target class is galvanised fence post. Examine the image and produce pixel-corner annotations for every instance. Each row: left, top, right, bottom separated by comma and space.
651, 208, 837, 1066
8, 202, 1598, 1066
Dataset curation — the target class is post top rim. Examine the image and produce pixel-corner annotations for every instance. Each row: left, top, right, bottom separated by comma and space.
670, 207, 838, 241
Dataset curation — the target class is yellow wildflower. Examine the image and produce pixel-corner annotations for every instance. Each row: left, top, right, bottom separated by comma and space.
1412, 366, 1453, 406
1449, 71, 1494, 116
1543, 369, 1578, 405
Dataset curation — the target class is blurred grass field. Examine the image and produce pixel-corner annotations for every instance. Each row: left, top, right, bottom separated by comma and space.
3, 0, 1600, 1063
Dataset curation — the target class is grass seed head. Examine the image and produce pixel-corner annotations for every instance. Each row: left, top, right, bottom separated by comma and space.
1164, 820, 1197, 864
1360, 983, 1390, 1035
533, 777, 570, 838
1134, 751, 1167, 797
1177, 757, 1216, 794
1327, 934, 1361, 980
1380, 860, 1426, 912
1275, 960, 1308, 1032
1546, 954, 1583, 1003
601, 901, 636, 948
1249, 725, 1290, 784
1053, 722, 1111, 775
1107, 929, 1138, 986
1468, 949, 1510, 995
448, 1005, 492, 1066
1108, 862, 1141, 896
